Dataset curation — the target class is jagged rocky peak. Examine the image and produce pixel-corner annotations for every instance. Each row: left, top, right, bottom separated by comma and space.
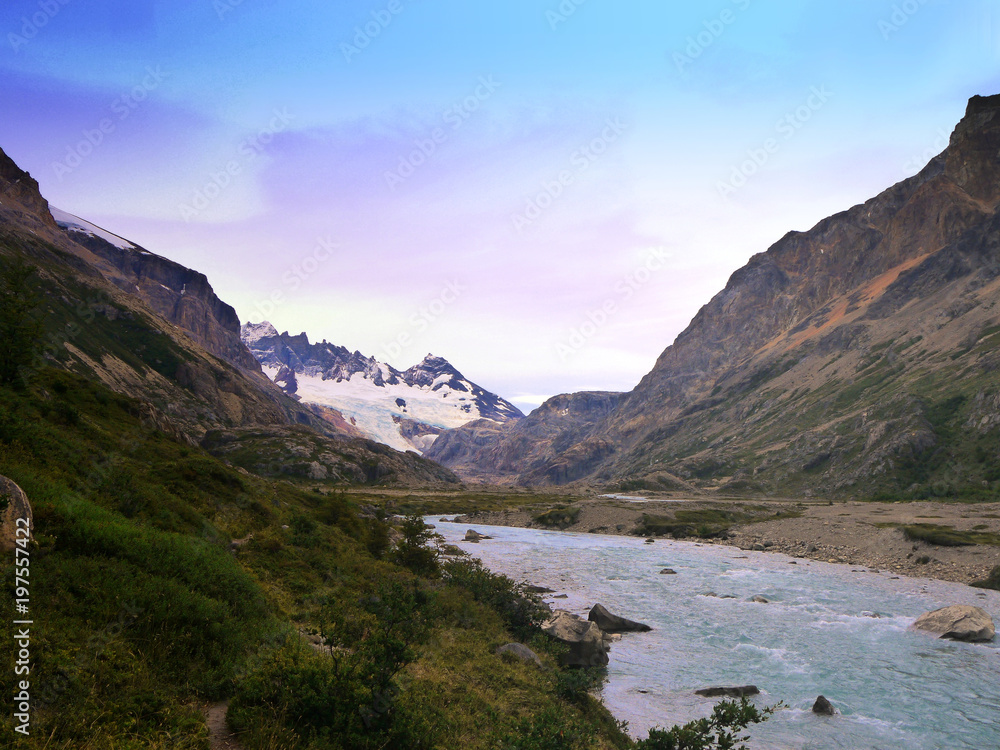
241, 321, 280, 344
944, 93, 1000, 205
0, 146, 57, 228
240, 323, 524, 453
403, 353, 468, 390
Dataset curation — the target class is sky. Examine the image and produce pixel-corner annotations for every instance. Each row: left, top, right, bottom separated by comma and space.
1, 0, 999, 412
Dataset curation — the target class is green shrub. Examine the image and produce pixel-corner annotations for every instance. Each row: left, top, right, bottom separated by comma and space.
231, 580, 436, 748
391, 515, 440, 576
973, 565, 1000, 591
442, 558, 549, 641
902, 524, 1000, 546
495, 705, 596, 750
555, 667, 606, 704
636, 698, 776, 750
534, 506, 580, 528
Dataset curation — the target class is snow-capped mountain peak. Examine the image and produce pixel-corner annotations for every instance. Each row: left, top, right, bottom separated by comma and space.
241, 321, 279, 345
240, 323, 522, 453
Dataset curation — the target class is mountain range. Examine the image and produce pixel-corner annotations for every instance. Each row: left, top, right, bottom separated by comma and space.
241, 321, 522, 453
4, 92, 1000, 501
0, 147, 456, 486
427, 94, 1000, 501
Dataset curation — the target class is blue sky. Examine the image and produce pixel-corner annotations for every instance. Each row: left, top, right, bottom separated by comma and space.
2, 0, 998, 410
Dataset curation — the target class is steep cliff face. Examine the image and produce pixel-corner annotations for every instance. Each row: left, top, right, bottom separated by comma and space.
0, 148, 56, 230
431, 94, 1000, 498
52, 209, 259, 372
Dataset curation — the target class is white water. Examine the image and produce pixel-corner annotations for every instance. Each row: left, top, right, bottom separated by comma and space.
431, 520, 1000, 749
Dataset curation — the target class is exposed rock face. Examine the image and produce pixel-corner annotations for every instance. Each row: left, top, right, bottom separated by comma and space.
541, 611, 610, 667
0, 148, 56, 229
913, 605, 995, 642
425, 391, 624, 484
812, 695, 836, 715
201, 426, 458, 486
695, 686, 760, 698
0, 476, 32, 552
587, 603, 652, 633
274, 365, 298, 395
428, 94, 1000, 498
65, 229, 260, 372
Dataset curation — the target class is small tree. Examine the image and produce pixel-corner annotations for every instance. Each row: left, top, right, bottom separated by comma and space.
636, 698, 777, 750
0, 256, 44, 388
392, 515, 440, 576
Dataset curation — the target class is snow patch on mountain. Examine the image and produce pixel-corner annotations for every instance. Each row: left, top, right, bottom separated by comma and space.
50, 207, 141, 251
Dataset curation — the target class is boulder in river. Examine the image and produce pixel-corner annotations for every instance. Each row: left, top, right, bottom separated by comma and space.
588, 603, 652, 633
695, 686, 759, 698
812, 695, 836, 715
542, 611, 610, 667
913, 605, 995, 642
496, 643, 543, 668
526, 585, 555, 594
750, 595, 770, 604
660, 568, 677, 575
464, 529, 492, 542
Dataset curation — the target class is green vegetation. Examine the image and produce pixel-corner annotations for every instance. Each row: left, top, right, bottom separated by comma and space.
0, 367, 771, 748
534, 505, 581, 528
637, 508, 742, 539
634, 698, 776, 750
635, 506, 800, 539
0, 255, 44, 387
368, 490, 588, 517
901, 523, 1000, 547
973, 565, 1000, 591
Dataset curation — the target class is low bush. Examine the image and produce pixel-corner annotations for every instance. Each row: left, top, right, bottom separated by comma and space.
973, 565, 1000, 591
442, 558, 550, 640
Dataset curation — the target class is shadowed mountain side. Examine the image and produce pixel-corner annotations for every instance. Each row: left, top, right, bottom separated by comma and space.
429, 94, 1000, 499
424, 392, 623, 485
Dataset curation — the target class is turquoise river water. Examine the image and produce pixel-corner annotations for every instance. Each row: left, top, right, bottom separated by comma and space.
429, 519, 1000, 750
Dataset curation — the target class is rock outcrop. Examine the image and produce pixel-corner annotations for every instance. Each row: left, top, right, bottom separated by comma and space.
587, 603, 652, 633
913, 605, 995, 642
695, 686, 760, 698
812, 695, 836, 715
0, 476, 32, 552
541, 611, 610, 667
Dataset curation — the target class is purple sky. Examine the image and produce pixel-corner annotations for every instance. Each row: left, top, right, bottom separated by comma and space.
2, 1, 998, 411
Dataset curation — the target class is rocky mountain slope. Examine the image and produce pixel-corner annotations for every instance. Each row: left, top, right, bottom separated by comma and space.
427, 94, 1000, 499
242, 321, 523, 453
0, 146, 456, 486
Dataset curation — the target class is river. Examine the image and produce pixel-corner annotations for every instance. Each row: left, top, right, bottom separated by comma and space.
429, 519, 1000, 749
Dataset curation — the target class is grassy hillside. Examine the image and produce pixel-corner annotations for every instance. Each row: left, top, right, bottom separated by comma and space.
0, 368, 639, 749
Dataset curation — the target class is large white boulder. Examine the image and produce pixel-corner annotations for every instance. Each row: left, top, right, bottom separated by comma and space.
913, 605, 995, 642
542, 610, 610, 667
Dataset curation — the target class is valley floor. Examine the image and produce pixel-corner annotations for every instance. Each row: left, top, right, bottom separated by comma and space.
448, 496, 1000, 586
